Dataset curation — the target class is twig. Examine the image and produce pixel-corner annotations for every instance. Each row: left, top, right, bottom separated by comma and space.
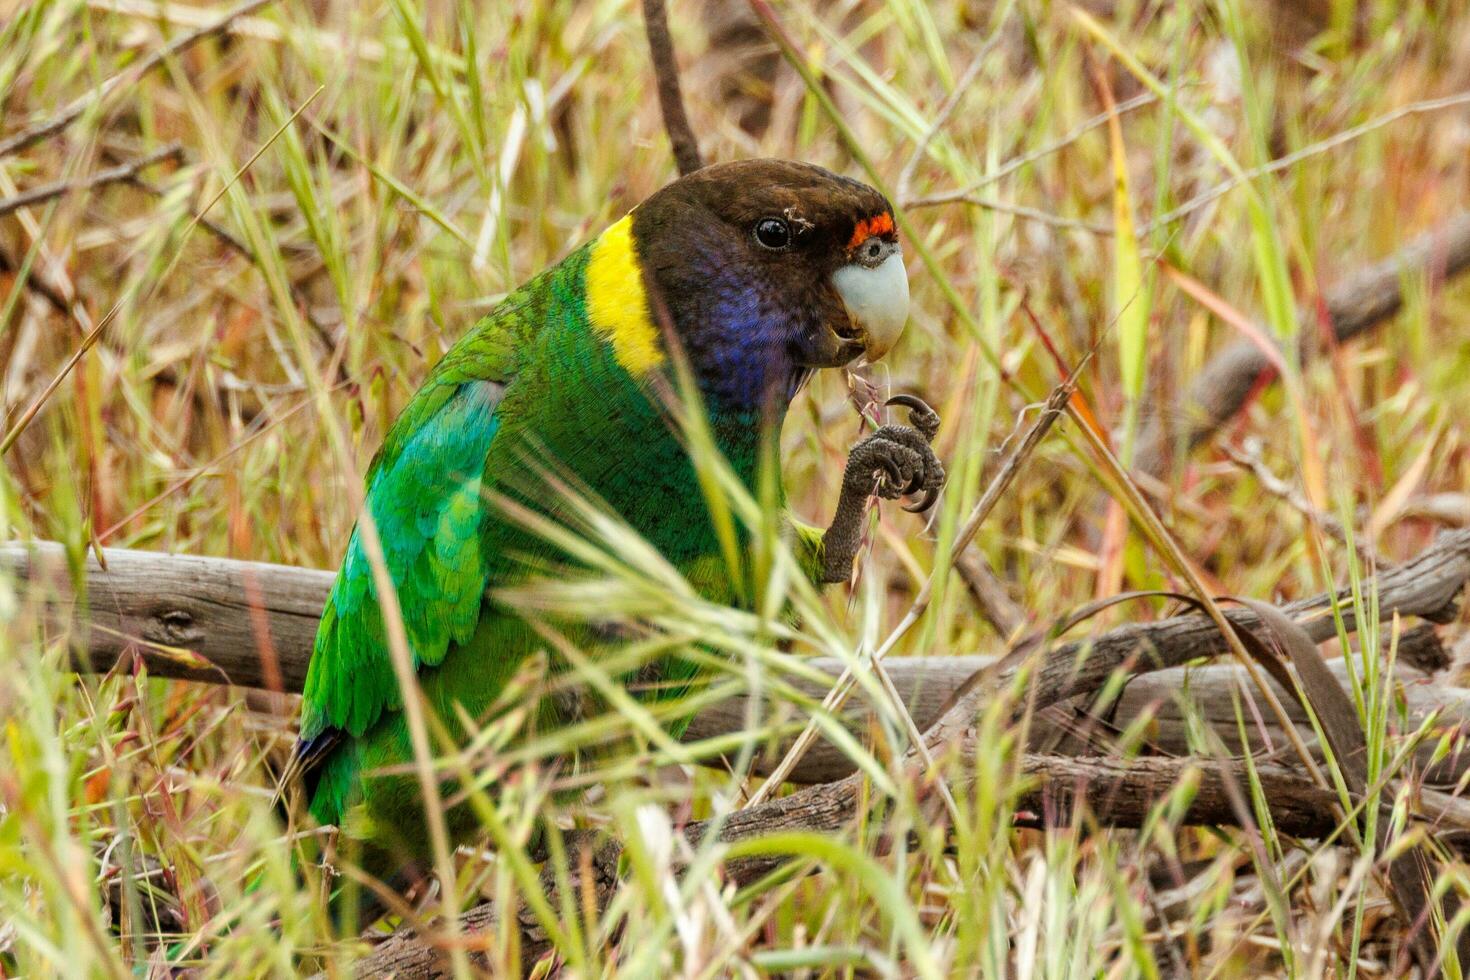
0, 241, 73, 318
642, 0, 703, 176
123, 176, 252, 256
1, 86, 326, 460
902, 90, 1159, 208
122, 173, 341, 357
894, 44, 997, 201
953, 550, 1025, 638
0, 144, 183, 218
1223, 438, 1374, 561
903, 194, 1115, 235
1401, 494, 1470, 528
0, 0, 277, 159
905, 89, 1470, 237
1148, 89, 1470, 231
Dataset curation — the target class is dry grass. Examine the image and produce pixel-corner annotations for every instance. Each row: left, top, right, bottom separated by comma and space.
5, 0, 1470, 975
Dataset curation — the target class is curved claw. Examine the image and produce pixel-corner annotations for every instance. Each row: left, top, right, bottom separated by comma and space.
903, 485, 940, 513
885, 394, 940, 442
875, 453, 905, 488
884, 393, 932, 414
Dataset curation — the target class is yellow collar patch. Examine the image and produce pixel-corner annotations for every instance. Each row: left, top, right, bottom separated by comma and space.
586, 214, 665, 376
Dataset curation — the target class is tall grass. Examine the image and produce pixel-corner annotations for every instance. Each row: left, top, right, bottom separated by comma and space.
4, 0, 1470, 974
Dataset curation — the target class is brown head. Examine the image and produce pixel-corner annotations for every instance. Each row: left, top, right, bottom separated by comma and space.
628, 159, 908, 410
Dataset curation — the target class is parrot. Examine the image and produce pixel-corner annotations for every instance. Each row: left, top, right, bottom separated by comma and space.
289, 158, 944, 912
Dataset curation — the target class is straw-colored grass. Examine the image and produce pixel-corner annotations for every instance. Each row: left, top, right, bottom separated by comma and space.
5, 0, 1470, 975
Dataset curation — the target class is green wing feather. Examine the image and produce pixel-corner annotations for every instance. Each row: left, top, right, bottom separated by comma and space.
293, 256, 578, 824
299, 377, 504, 743
297, 249, 585, 730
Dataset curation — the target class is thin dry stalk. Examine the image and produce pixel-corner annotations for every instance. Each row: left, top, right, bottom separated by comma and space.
0, 145, 183, 218
0, 0, 278, 159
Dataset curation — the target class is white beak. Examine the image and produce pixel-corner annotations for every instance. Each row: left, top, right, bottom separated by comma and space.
832, 250, 909, 362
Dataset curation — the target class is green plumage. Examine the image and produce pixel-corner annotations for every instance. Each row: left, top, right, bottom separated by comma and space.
298, 238, 818, 855
296, 160, 911, 890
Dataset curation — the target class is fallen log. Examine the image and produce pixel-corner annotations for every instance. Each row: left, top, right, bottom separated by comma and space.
6, 542, 326, 690
10, 534, 1470, 977
8, 534, 1467, 699
7, 540, 1470, 784
348, 753, 1340, 979
686, 625, 1464, 784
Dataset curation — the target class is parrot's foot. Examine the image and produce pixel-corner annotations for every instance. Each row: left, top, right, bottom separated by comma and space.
517, 830, 622, 942
820, 395, 944, 583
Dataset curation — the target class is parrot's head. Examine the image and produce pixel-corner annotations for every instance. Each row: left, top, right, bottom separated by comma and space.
630, 159, 908, 410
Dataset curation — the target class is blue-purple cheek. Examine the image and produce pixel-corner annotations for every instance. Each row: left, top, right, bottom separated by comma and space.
698, 283, 797, 410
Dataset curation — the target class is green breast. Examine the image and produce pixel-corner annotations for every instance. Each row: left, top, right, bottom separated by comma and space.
479, 247, 773, 592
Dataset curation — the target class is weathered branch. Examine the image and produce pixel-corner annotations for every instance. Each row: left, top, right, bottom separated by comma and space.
347, 752, 1342, 979
10, 539, 1469, 779
887, 530, 1470, 845
642, 0, 703, 176
1135, 211, 1470, 476
692, 625, 1462, 784
7, 542, 328, 691
953, 550, 1025, 636
9, 533, 1470, 752
11, 534, 1470, 976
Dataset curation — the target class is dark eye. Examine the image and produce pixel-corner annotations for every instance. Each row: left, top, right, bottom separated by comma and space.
754, 217, 792, 251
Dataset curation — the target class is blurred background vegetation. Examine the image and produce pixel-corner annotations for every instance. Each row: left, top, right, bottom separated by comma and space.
5, 0, 1470, 975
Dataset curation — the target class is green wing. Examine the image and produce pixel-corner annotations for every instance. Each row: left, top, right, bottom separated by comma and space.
291, 245, 593, 826
291, 365, 511, 828
299, 375, 506, 744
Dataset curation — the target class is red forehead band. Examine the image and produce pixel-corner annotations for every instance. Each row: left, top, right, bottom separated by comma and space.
846, 212, 895, 250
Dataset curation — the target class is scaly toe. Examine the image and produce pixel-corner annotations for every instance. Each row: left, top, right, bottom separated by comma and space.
885, 394, 940, 442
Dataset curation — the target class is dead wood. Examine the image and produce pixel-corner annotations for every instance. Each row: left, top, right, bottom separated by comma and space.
642, 0, 703, 176
344, 753, 1340, 979
10, 533, 1470, 974
0, 144, 183, 218
686, 624, 1462, 784
10, 539, 1470, 781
